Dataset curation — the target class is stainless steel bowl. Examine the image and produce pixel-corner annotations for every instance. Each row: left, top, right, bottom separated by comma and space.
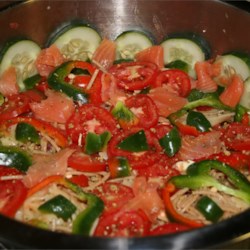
0, 0, 249, 249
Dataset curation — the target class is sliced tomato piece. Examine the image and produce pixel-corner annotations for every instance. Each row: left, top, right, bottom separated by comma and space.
30, 89, 75, 123
0, 66, 19, 96
221, 122, 250, 151
0, 166, 27, 217
93, 182, 135, 214
149, 222, 191, 236
135, 45, 164, 69
0, 93, 30, 121
107, 127, 162, 169
92, 38, 116, 70
125, 94, 159, 129
68, 149, 106, 172
153, 124, 173, 139
219, 74, 244, 108
35, 44, 65, 77
137, 155, 179, 178
94, 209, 150, 237
109, 61, 158, 91
66, 104, 118, 145
148, 87, 188, 117
154, 69, 191, 97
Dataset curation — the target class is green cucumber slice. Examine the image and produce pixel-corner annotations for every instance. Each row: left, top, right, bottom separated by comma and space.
160, 33, 210, 78
48, 24, 102, 61
214, 53, 250, 84
0, 39, 41, 91
240, 77, 250, 109
115, 30, 154, 60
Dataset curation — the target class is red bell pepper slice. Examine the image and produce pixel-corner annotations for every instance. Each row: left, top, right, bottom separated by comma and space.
175, 121, 200, 136
162, 183, 204, 228
4, 116, 68, 148
109, 61, 158, 91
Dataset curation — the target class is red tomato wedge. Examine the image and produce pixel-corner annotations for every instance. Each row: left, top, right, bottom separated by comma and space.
0, 166, 27, 217
107, 127, 162, 170
92, 38, 116, 71
35, 44, 65, 77
148, 87, 188, 117
178, 131, 222, 161
221, 122, 250, 151
30, 89, 75, 123
0, 93, 30, 121
94, 209, 150, 237
135, 45, 164, 69
66, 104, 118, 145
125, 94, 159, 129
109, 62, 158, 91
93, 182, 135, 214
22, 148, 75, 188
0, 66, 19, 96
154, 69, 191, 97
195, 61, 218, 93
219, 74, 244, 108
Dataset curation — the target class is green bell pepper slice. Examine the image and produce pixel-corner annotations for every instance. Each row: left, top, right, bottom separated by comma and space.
84, 131, 111, 155
111, 101, 138, 128
159, 127, 181, 157
168, 94, 234, 125
109, 156, 131, 178
169, 160, 250, 204
166, 60, 189, 73
48, 61, 89, 104
38, 194, 77, 221
62, 179, 104, 235
186, 110, 211, 132
118, 130, 149, 152
23, 74, 42, 90
0, 145, 32, 172
196, 196, 224, 222
0, 93, 4, 106
15, 122, 40, 144
234, 104, 249, 123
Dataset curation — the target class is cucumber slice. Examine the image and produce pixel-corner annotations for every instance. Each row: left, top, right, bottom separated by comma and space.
48, 24, 102, 62
160, 33, 210, 78
0, 39, 41, 91
214, 53, 250, 85
115, 30, 154, 60
240, 77, 250, 109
